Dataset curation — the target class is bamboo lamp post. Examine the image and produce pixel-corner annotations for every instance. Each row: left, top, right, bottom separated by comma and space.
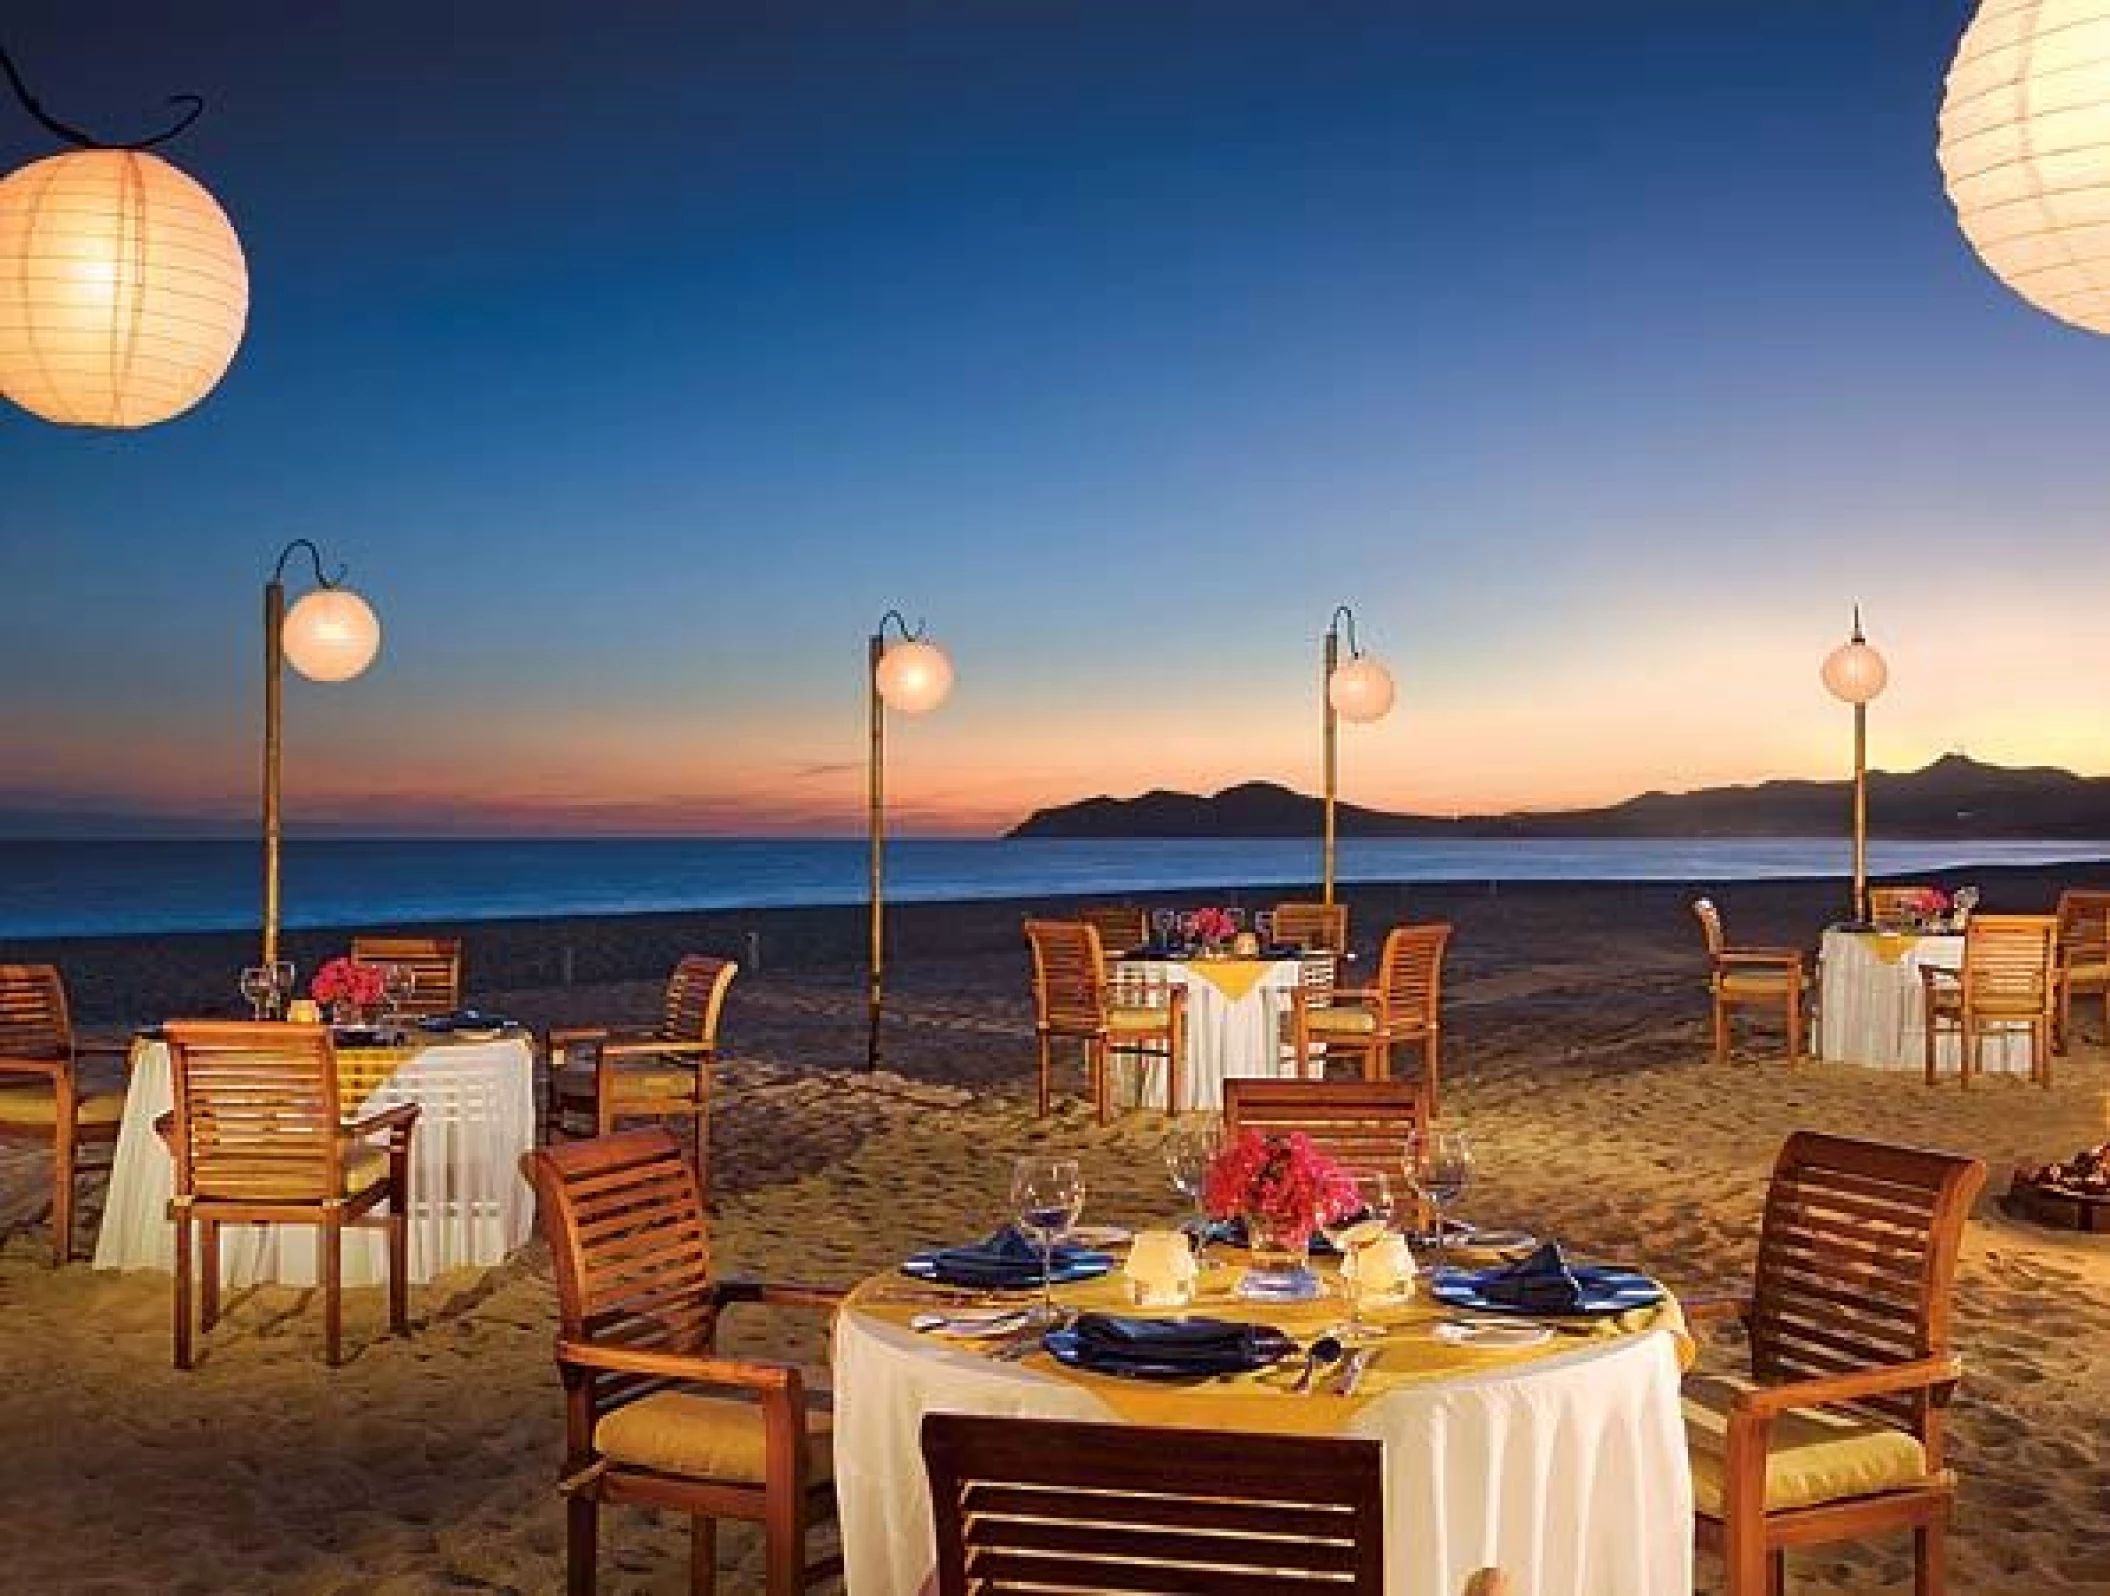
1321, 605, 1396, 906
1820, 607, 1889, 925
262, 540, 381, 966
867, 611, 954, 1071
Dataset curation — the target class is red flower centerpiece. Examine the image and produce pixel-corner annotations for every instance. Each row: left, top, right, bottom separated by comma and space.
1188, 906, 1238, 953
1912, 888, 1952, 930
1204, 1129, 1359, 1301
312, 957, 386, 1024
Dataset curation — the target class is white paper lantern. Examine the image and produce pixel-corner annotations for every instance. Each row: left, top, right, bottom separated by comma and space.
1939, 0, 2110, 334
283, 587, 381, 683
1328, 655, 1396, 723
874, 637, 953, 715
1821, 638, 1888, 705
0, 148, 249, 427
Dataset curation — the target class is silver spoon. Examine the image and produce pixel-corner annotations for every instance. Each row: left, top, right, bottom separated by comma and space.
1291, 1333, 1345, 1394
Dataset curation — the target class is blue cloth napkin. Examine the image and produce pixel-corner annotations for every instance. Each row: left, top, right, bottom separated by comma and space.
1475, 1241, 1586, 1313
1072, 1313, 1261, 1364
419, 1009, 511, 1033
915, 1225, 1098, 1285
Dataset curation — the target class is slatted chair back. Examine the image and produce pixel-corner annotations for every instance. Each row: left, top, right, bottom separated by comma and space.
1224, 1079, 1425, 1182
1274, 900, 1348, 954
0, 964, 68, 1060
2054, 889, 2110, 966
1749, 1131, 1986, 1435
1867, 886, 1937, 928
1025, 920, 1109, 1035
163, 1022, 346, 1204
1691, 898, 1727, 962
921, 1413, 1386, 1596
1376, 923, 1451, 1022
349, 936, 463, 1018
1961, 914, 2056, 1014
1079, 905, 1148, 959
527, 1127, 718, 1360
659, 953, 738, 1045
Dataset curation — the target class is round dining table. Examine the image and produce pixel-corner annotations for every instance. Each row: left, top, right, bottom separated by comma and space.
1116, 954, 1307, 1110
1816, 928, 2032, 1074
832, 1258, 1694, 1596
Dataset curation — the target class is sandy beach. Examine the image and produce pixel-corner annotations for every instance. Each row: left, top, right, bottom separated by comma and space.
5, 869, 2110, 1594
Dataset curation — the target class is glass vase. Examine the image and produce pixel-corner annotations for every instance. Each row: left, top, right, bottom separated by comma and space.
1235, 1209, 1321, 1302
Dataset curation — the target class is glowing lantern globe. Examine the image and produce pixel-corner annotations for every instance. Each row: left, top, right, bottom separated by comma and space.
283, 588, 381, 683
1328, 655, 1396, 723
1939, 0, 2110, 334
1821, 636, 1888, 705
874, 637, 953, 715
0, 148, 249, 427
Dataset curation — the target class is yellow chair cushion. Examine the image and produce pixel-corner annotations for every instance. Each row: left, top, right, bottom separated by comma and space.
2063, 959, 2110, 985
1107, 1007, 1170, 1035
1684, 1373, 1932, 1516
1967, 995, 2049, 1018
594, 1390, 834, 1484
1303, 1006, 1379, 1036
0, 1085, 124, 1127
613, 1068, 700, 1098
197, 1144, 391, 1201
1718, 971, 1794, 998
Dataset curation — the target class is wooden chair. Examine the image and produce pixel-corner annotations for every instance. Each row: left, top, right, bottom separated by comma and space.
349, 934, 463, 1019
545, 954, 736, 1172
1224, 1078, 1426, 1183
523, 1128, 842, 1596
1692, 898, 1806, 1067
1683, 1131, 1986, 1596
1288, 923, 1450, 1110
1273, 899, 1349, 954
1078, 904, 1148, 961
1025, 919, 1186, 1124
1920, 913, 2056, 1089
1868, 886, 1940, 929
921, 1414, 1386, 1596
2052, 888, 2110, 1052
1279, 947, 1338, 1073
0, 964, 127, 1265
160, 1020, 418, 1368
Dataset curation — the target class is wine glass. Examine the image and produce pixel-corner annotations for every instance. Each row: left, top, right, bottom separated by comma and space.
1150, 908, 1177, 949
1322, 1171, 1398, 1341
1254, 910, 1275, 946
238, 966, 273, 1021
270, 961, 297, 1020
1163, 1120, 1222, 1245
382, 963, 415, 1021
1404, 1127, 1473, 1261
1011, 1156, 1085, 1327
1226, 907, 1248, 933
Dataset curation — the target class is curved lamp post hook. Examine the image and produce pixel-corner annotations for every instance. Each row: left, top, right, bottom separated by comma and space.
272, 538, 347, 591
1328, 604, 1365, 660
875, 609, 929, 645
1, 44, 205, 151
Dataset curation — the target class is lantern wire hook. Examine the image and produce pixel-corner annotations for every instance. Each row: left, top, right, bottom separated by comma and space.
1, 45, 205, 151
272, 539, 347, 592
875, 609, 928, 645
1328, 604, 1365, 660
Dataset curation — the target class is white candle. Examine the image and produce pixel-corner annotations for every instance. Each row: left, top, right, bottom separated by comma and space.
1125, 1229, 1198, 1308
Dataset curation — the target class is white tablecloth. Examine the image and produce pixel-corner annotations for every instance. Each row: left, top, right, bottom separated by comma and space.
833, 1306, 1691, 1596
1119, 957, 1304, 1111
93, 1034, 537, 1286
1817, 929, 2030, 1074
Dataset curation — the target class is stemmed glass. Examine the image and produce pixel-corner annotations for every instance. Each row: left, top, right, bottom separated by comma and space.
1011, 1156, 1085, 1327
1404, 1127, 1473, 1262
1322, 1170, 1398, 1341
1254, 910, 1275, 946
1163, 1120, 1223, 1247
239, 966, 273, 1020
1150, 909, 1178, 949
271, 961, 297, 1019
382, 963, 415, 1022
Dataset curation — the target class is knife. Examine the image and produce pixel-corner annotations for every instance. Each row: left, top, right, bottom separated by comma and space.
1333, 1346, 1376, 1396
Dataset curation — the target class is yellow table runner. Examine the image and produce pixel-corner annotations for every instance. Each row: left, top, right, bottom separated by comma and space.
335, 1045, 418, 1103
1858, 931, 1924, 966
1178, 958, 1281, 1005
849, 1261, 1690, 1435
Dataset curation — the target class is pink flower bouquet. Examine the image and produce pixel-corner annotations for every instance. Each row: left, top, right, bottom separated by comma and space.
312, 956, 386, 1008
1203, 1130, 1359, 1249
1188, 906, 1238, 946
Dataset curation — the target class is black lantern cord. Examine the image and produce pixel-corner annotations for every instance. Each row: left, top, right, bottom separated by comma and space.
1328, 604, 1365, 660
272, 539, 346, 591
1, 44, 204, 151
875, 609, 929, 644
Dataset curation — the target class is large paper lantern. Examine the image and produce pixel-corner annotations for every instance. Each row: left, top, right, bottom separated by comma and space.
1821, 636, 1888, 705
283, 587, 381, 683
874, 637, 953, 715
0, 148, 249, 426
1939, 0, 2110, 334
1328, 655, 1396, 722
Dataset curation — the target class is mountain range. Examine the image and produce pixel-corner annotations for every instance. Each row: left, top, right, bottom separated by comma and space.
1006, 756, 2110, 840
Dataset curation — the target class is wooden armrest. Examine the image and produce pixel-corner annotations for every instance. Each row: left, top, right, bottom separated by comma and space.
1680, 1289, 1755, 1327
599, 1037, 713, 1059
1721, 949, 1802, 966
0, 1056, 61, 1082
715, 1279, 847, 1314
546, 1027, 610, 1049
1331, 986, 1379, 1003
1731, 1354, 1964, 1418
556, 1336, 797, 1392
73, 1038, 136, 1060
344, 1102, 419, 1139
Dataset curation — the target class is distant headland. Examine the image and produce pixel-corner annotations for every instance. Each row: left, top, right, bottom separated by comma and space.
1006, 755, 2110, 840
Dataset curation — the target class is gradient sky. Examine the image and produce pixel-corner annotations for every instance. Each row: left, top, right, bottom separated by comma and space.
5, 0, 2109, 837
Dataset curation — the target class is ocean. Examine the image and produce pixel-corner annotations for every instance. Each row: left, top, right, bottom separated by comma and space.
3, 836, 2109, 940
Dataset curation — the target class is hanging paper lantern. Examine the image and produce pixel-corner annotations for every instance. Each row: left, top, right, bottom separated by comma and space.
1821, 637, 1888, 705
0, 148, 249, 426
1328, 655, 1396, 723
283, 587, 382, 683
874, 637, 954, 715
1938, 0, 2110, 335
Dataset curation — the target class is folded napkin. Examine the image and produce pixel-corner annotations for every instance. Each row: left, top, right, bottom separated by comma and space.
914, 1225, 1101, 1286
420, 1009, 511, 1033
1072, 1313, 1261, 1364
1475, 1241, 1586, 1313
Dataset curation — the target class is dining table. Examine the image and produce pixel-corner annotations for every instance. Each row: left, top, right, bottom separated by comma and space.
833, 1252, 1694, 1596
93, 1027, 537, 1287
1115, 952, 1308, 1111
1817, 927, 2032, 1074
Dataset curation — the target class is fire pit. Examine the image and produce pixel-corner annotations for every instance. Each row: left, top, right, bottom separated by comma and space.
2004, 1142, 2110, 1234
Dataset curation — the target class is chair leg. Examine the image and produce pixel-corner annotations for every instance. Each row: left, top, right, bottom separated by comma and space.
1768, 1551, 1785, 1596
1915, 1517, 1945, 1596
389, 1190, 410, 1338
51, 1118, 76, 1266
566, 1494, 599, 1595
764, 1505, 803, 1596
1092, 1038, 1110, 1126
1785, 991, 1803, 1066
200, 1219, 221, 1331
2036, 1017, 2053, 1090
1036, 1032, 1051, 1117
1722, 1517, 1769, 1596
324, 1217, 344, 1367
173, 1209, 194, 1370
691, 1513, 717, 1595
1924, 1008, 1938, 1086
1425, 1031, 1441, 1121
1711, 995, 1729, 1066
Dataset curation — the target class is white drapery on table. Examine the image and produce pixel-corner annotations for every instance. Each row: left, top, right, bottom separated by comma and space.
1817, 929, 2030, 1074
834, 1304, 1690, 1596
93, 1034, 537, 1286
1115, 956, 1303, 1111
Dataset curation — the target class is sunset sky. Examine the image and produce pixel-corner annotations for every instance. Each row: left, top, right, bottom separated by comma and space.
5, 0, 2109, 838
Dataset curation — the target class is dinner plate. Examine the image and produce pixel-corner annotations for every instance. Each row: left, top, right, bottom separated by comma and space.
449, 1025, 506, 1042
1043, 1323, 1296, 1379
1060, 1224, 1133, 1249
1429, 1264, 1664, 1318
331, 1025, 396, 1047
1434, 1318, 1554, 1349
899, 1252, 1114, 1291
1449, 1228, 1537, 1255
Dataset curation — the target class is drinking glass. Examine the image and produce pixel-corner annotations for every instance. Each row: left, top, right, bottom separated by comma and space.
238, 966, 273, 1021
382, 963, 415, 1020
1151, 908, 1178, 948
1404, 1128, 1473, 1260
1322, 1171, 1399, 1340
1011, 1156, 1085, 1327
1254, 911, 1275, 945
271, 961, 297, 1020
1226, 907, 1248, 933
1162, 1120, 1222, 1243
